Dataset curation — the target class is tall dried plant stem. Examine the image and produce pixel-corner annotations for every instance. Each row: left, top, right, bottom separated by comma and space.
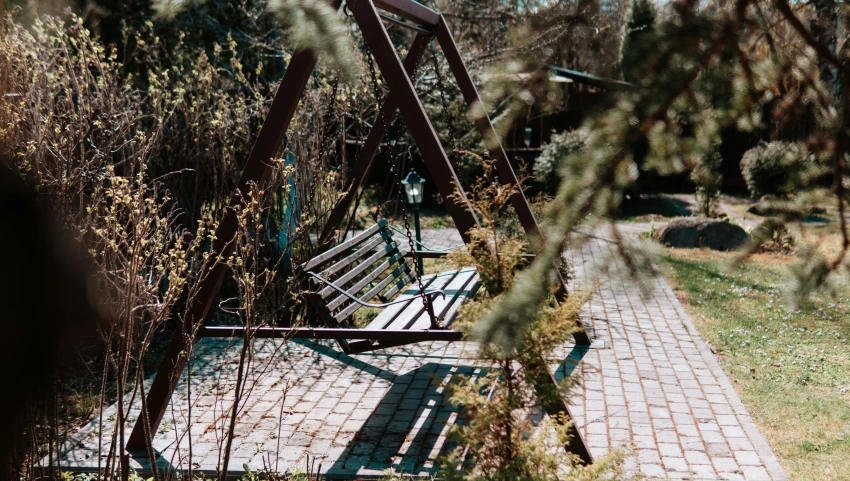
219, 331, 252, 480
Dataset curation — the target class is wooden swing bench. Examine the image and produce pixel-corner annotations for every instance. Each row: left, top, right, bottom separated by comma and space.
201, 220, 480, 354
302, 220, 480, 353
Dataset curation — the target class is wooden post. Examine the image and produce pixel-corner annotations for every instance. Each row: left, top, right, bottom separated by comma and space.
523, 353, 594, 465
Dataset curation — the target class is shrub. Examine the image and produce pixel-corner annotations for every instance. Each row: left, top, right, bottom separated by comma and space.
740, 141, 811, 199
691, 147, 722, 217
534, 129, 589, 193
755, 218, 797, 254
442, 162, 623, 480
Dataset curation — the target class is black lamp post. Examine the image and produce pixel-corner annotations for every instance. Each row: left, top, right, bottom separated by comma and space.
401, 169, 425, 273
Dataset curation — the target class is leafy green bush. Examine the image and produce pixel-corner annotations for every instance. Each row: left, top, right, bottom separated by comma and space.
740, 141, 811, 199
691, 147, 722, 217
534, 129, 589, 193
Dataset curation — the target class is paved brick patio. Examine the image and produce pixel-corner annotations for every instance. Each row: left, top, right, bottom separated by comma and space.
54, 229, 788, 480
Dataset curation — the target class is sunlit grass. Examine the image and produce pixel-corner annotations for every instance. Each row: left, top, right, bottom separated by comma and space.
659, 249, 850, 480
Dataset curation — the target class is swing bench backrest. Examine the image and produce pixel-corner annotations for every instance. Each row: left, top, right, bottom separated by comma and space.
300, 220, 417, 326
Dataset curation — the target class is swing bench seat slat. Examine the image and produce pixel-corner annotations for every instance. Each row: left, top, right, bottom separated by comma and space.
298, 220, 480, 354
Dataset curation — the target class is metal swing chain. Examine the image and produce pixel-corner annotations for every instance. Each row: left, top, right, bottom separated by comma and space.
305, 77, 340, 246
430, 42, 464, 190
365, 45, 440, 328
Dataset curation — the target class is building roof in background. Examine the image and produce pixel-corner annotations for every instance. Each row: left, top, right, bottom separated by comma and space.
480, 72, 573, 83
545, 65, 635, 91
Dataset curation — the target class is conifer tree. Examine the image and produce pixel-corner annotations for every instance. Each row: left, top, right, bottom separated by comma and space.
619, 0, 657, 83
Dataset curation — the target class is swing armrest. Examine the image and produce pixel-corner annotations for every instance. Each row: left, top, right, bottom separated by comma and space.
404, 251, 537, 260
405, 250, 450, 259
306, 272, 446, 309
384, 226, 537, 260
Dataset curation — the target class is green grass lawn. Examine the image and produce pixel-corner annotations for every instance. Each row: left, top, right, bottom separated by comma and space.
659, 249, 850, 480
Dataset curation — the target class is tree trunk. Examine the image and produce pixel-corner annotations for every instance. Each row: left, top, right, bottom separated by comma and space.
810, 0, 841, 98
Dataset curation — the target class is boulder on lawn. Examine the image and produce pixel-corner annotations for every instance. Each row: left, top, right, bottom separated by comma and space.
653, 217, 749, 251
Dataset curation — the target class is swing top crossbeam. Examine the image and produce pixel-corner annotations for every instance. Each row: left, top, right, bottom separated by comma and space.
373, 0, 441, 28
127, 0, 593, 466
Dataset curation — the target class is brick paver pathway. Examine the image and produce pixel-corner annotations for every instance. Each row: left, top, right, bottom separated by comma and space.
563, 230, 787, 480
55, 228, 787, 480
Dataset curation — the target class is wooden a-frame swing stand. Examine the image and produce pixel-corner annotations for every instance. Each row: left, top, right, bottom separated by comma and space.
128, 0, 594, 466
